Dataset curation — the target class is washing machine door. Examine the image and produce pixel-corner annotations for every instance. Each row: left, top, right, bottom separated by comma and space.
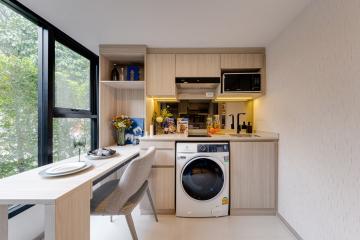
181, 157, 224, 201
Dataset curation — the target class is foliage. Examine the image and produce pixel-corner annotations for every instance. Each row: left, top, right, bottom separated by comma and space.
0, 3, 38, 178
112, 115, 133, 129
54, 42, 90, 110
0, 2, 91, 178
160, 107, 173, 119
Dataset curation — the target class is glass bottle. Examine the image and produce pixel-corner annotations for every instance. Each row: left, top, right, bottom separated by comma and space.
129, 69, 135, 81
119, 67, 125, 81
111, 64, 119, 81
207, 117, 213, 132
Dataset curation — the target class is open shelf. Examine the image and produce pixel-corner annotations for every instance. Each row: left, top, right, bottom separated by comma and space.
101, 80, 144, 90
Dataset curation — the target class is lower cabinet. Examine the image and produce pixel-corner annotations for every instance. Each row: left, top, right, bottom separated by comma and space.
140, 167, 175, 214
230, 141, 277, 215
139, 141, 175, 214
140, 140, 277, 216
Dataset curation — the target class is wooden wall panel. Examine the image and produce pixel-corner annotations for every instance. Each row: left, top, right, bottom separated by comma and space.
115, 89, 145, 118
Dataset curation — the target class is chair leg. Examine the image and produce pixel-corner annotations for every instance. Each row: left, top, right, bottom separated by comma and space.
125, 213, 138, 240
146, 187, 158, 222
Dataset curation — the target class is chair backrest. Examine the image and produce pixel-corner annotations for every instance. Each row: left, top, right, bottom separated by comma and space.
106, 146, 156, 213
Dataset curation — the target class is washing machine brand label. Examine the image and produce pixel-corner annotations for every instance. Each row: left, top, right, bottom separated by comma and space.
222, 197, 229, 205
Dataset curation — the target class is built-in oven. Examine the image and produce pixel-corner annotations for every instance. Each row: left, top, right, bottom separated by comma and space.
222, 72, 261, 93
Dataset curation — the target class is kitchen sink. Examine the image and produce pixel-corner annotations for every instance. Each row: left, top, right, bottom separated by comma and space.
229, 133, 260, 137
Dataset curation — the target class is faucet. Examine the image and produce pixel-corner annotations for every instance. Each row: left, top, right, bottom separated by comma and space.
237, 113, 246, 133
229, 114, 234, 129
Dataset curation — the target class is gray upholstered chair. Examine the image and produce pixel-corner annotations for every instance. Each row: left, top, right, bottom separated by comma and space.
91, 146, 157, 240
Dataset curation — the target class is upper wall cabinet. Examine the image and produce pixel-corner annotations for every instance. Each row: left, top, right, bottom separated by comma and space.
221, 54, 265, 69
176, 54, 220, 77
146, 54, 176, 97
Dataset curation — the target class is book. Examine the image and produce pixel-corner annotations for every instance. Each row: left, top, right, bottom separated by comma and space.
177, 118, 189, 135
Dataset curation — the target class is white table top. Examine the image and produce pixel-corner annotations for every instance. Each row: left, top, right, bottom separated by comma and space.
0, 145, 140, 205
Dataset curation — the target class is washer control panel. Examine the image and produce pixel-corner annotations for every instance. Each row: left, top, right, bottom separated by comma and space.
197, 144, 229, 153
177, 142, 229, 153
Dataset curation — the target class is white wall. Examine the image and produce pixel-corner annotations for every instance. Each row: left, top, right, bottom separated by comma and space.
254, 0, 360, 239
9, 205, 44, 240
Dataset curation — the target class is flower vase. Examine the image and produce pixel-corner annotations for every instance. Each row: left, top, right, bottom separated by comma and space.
116, 128, 126, 146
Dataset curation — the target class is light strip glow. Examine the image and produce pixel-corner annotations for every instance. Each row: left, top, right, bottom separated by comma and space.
152, 97, 178, 102
214, 97, 253, 102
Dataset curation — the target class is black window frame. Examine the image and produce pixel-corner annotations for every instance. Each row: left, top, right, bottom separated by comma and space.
1, 0, 99, 218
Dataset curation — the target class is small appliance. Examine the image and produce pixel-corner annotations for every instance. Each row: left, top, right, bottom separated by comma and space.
222, 72, 261, 93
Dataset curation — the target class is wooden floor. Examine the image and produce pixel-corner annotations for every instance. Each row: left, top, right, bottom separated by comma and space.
91, 208, 296, 240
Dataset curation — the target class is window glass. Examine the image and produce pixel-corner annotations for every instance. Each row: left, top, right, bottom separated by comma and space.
55, 41, 90, 110
53, 118, 91, 161
0, 2, 39, 178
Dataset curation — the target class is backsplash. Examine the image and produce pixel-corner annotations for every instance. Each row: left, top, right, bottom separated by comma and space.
155, 100, 253, 131
222, 101, 253, 130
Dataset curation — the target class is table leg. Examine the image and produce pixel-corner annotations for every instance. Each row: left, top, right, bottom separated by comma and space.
44, 204, 55, 240
0, 205, 8, 240
44, 182, 91, 240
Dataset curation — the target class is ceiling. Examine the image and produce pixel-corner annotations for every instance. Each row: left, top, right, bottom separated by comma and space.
18, 0, 312, 54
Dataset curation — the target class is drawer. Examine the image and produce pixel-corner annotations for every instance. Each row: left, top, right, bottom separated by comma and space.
140, 141, 175, 150
140, 149, 175, 166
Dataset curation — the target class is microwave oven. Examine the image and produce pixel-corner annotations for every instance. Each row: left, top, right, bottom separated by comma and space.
222, 72, 261, 93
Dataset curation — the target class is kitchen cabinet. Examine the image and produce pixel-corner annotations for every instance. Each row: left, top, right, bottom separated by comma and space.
146, 54, 176, 97
139, 141, 175, 214
230, 141, 277, 215
144, 167, 175, 213
221, 54, 264, 69
176, 54, 220, 77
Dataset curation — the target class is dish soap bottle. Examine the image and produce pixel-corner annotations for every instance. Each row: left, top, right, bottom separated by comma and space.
241, 121, 247, 134
246, 122, 253, 134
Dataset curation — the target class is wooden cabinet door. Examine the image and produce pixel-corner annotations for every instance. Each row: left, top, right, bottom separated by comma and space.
221, 54, 264, 69
176, 54, 220, 77
230, 142, 277, 209
140, 167, 175, 214
146, 54, 176, 97
152, 149, 175, 166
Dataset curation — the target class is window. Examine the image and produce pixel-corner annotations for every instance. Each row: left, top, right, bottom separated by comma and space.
53, 118, 91, 161
0, 0, 98, 217
55, 41, 90, 110
53, 41, 95, 161
0, 1, 39, 178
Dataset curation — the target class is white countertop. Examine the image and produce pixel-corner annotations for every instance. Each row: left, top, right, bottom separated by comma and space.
140, 131, 279, 142
0, 145, 140, 205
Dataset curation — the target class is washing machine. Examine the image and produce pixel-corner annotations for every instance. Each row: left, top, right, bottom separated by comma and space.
176, 142, 229, 217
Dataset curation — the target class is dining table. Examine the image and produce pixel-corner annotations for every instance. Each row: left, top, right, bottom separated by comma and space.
0, 145, 140, 240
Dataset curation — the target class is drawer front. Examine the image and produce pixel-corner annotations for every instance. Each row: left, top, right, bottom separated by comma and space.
140, 141, 175, 150
140, 149, 175, 166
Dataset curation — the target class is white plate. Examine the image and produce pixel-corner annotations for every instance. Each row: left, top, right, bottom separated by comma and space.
45, 162, 87, 175
39, 161, 93, 178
